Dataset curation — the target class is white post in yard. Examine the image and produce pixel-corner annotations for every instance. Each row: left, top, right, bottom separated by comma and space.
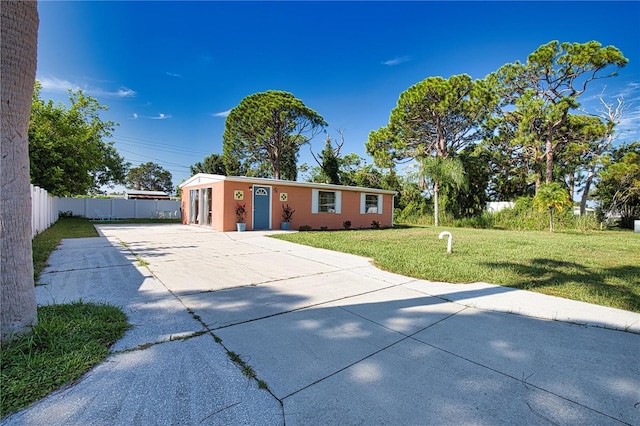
438, 231, 453, 254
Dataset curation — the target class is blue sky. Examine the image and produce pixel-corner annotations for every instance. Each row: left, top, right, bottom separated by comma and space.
37, 1, 640, 192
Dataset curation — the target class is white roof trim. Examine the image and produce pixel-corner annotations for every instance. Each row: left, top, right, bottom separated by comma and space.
179, 173, 397, 195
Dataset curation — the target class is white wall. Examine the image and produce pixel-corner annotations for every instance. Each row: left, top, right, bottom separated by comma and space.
57, 197, 181, 219
486, 201, 515, 213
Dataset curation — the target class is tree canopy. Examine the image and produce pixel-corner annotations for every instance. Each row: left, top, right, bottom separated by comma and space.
487, 40, 627, 189
29, 82, 127, 196
366, 74, 493, 224
595, 142, 640, 228
222, 90, 327, 180
126, 162, 173, 194
190, 153, 226, 175
366, 74, 496, 165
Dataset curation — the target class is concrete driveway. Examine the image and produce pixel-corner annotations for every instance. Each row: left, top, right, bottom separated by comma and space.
4, 224, 639, 425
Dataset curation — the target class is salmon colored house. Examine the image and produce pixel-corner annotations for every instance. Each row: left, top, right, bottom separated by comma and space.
179, 174, 397, 231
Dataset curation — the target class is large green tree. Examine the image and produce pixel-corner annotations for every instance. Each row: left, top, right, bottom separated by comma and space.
480, 113, 536, 201
488, 40, 627, 189
308, 132, 342, 185
126, 162, 173, 194
595, 142, 640, 228
222, 90, 327, 180
29, 82, 127, 196
190, 153, 226, 175
577, 96, 624, 215
367, 74, 493, 224
553, 114, 607, 200
1, 0, 39, 343
366, 74, 495, 165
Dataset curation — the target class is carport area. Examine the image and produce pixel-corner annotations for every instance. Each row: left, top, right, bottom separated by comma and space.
7, 224, 639, 425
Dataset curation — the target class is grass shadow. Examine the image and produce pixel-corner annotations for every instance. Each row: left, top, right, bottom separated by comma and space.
483, 258, 640, 312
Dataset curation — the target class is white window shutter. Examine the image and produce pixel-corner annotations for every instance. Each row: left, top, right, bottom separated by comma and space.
378, 194, 383, 215
360, 193, 366, 214
311, 189, 319, 214
335, 191, 342, 214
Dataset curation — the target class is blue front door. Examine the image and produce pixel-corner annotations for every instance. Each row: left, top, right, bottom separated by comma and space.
253, 186, 271, 229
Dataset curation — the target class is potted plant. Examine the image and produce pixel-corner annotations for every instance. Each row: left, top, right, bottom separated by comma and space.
235, 203, 247, 232
281, 204, 295, 230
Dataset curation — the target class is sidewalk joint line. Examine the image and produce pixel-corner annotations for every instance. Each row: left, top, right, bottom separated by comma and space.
408, 334, 632, 425
280, 308, 468, 401
209, 283, 405, 331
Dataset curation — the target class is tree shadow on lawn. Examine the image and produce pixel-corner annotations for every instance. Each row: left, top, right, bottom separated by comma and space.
483, 258, 640, 312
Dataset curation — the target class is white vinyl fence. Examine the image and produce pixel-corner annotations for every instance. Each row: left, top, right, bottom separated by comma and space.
30, 186, 182, 239
32, 184, 59, 238
57, 197, 181, 220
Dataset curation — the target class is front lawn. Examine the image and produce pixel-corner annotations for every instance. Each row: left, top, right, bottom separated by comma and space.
1, 217, 130, 418
1, 302, 130, 417
273, 227, 640, 313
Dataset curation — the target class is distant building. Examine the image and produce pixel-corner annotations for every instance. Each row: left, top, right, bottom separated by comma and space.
125, 190, 170, 200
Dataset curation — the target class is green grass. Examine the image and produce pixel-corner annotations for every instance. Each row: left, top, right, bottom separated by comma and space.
273, 226, 640, 313
32, 217, 99, 281
0, 217, 133, 418
0, 302, 130, 417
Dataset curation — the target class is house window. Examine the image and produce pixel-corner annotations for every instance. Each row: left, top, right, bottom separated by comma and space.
360, 193, 383, 214
312, 189, 341, 214
319, 191, 335, 213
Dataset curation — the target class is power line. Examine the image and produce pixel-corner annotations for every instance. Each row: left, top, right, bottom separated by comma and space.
112, 134, 216, 157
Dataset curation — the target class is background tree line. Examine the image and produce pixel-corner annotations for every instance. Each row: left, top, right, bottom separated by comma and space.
29, 82, 174, 196
200, 40, 636, 229
28, 41, 638, 228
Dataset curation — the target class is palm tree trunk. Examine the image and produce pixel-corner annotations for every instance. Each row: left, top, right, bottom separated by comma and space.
1, 1, 39, 343
549, 208, 554, 233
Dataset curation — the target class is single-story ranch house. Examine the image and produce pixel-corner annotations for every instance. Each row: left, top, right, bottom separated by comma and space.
179, 174, 397, 231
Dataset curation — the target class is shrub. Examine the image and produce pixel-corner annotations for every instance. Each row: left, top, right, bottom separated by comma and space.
282, 204, 295, 222
573, 214, 601, 233
343, 220, 352, 230
298, 225, 312, 231
371, 220, 380, 229
454, 212, 495, 229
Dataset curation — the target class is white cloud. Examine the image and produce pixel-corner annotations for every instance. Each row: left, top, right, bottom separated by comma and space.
617, 107, 640, 140
165, 72, 182, 78
38, 76, 80, 92
618, 82, 640, 106
212, 109, 231, 118
37, 75, 136, 98
114, 87, 137, 97
149, 113, 172, 120
91, 86, 136, 98
133, 113, 172, 120
382, 56, 412, 66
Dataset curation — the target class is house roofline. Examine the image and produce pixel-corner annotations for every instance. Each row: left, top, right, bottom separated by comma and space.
179, 174, 398, 195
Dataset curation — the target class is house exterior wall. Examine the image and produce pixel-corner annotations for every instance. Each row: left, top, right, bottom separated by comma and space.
181, 175, 396, 232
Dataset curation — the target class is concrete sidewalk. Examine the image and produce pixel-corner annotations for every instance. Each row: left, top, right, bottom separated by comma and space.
3, 224, 639, 425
